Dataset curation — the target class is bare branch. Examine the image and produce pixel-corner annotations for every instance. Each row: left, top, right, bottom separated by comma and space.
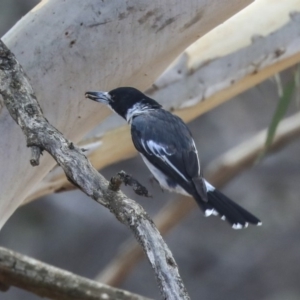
0, 40, 189, 300
109, 171, 152, 198
0, 247, 151, 300
96, 110, 300, 286
149, 9, 300, 121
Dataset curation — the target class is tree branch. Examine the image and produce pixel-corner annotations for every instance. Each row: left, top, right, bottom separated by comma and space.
0, 40, 189, 300
96, 110, 300, 286
30, 146, 42, 166
0, 247, 151, 300
109, 171, 152, 198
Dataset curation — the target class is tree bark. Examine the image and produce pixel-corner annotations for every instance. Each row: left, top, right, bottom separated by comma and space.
0, 247, 151, 300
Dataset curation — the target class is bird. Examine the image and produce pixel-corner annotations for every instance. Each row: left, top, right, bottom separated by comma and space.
85, 87, 262, 229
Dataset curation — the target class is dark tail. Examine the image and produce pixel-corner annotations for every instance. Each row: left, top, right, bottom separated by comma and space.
195, 181, 262, 229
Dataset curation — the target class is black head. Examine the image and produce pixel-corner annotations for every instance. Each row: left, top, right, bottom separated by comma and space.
85, 87, 161, 119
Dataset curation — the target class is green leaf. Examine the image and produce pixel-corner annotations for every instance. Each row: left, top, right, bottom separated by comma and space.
265, 80, 295, 147
257, 77, 296, 161
295, 64, 300, 107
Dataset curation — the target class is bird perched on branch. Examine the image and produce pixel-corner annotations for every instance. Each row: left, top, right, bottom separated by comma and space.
86, 87, 261, 229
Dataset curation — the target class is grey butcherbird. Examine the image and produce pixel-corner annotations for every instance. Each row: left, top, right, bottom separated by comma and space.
86, 87, 262, 229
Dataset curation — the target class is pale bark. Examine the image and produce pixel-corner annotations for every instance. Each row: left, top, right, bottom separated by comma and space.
0, 40, 189, 300
0, 247, 151, 300
0, 0, 252, 228
96, 111, 300, 286
26, 0, 300, 202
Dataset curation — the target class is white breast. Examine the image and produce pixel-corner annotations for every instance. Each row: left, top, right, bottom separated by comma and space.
140, 154, 190, 196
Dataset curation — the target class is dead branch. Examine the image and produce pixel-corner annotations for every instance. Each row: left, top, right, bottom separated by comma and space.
109, 171, 152, 198
0, 247, 151, 300
0, 39, 189, 300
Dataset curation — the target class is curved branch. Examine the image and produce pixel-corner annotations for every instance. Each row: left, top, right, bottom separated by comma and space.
0, 247, 151, 300
0, 40, 189, 300
150, 3, 300, 120
96, 111, 300, 286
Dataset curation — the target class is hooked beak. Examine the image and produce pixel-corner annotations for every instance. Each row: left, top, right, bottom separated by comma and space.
85, 91, 111, 104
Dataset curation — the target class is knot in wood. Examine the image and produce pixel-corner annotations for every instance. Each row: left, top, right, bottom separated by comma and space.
25, 104, 37, 116
68, 142, 75, 150
0, 50, 14, 71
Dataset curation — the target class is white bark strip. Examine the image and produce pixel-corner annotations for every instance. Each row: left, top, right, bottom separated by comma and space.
0, 40, 190, 300
0, 0, 252, 228
148, 2, 300, 114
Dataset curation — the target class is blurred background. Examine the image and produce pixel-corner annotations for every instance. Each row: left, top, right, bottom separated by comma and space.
0, 1, 300, 300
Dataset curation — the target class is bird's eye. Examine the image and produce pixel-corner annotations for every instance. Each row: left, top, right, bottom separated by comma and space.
110, 94, 115, 102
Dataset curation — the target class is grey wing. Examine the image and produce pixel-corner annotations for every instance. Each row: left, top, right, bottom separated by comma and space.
131, 110, 206, 198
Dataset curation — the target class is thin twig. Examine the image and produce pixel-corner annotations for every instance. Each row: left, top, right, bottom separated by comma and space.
0, 39, 190, 300
0, 247, 151, 300
96, 111, 300, 286
30, 146, 41, 166
109, 171, 152, 197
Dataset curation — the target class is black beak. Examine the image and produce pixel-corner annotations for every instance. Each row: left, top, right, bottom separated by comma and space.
85, 91, 110, 103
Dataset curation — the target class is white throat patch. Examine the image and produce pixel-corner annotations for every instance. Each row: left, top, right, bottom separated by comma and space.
126, 103, 151, 123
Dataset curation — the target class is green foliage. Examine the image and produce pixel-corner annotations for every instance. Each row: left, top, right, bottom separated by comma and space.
258, 67, 299, 161
265, 80, 295, 148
